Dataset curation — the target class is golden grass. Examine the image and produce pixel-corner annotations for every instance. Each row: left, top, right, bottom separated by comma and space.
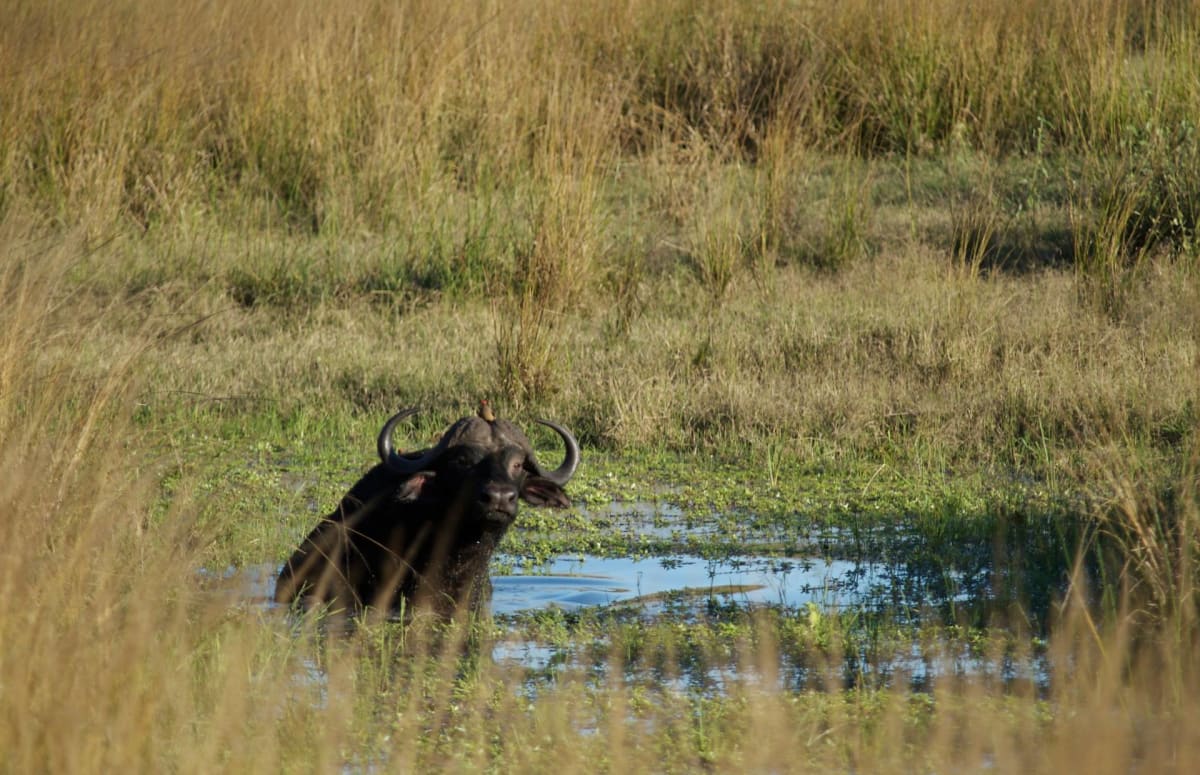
3, 0, 1197, 234
5, 1, 1196, 403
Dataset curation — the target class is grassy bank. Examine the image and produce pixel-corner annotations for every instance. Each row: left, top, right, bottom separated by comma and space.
63, 184, 1200, 564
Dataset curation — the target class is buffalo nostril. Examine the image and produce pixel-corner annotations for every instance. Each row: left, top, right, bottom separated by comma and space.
483, 483, 517, 512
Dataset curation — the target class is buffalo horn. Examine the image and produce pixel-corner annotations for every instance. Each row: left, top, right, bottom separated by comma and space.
377, 407, 448, 474
531, 418, 580, 486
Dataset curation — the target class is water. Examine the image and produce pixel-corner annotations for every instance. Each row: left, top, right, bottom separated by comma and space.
207, 498, 1063, 692
491, 554, 871, 614
205, 513, 1030, 624
201, 553, 874, 615
198, 563, 278, 607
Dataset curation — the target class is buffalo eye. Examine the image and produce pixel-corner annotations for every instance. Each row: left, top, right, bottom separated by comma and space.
509, 458, 525, 477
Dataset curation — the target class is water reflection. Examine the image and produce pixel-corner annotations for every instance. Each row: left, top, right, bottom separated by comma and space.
201, 554, 876, 615
204, 497, 1069, 693
491, 555, 868, 614
204, 526, 1064, 627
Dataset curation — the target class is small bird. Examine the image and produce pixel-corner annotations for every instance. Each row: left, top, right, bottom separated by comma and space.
478, 399, 496, 423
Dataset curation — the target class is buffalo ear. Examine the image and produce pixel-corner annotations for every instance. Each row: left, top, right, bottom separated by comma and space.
394, 471, 436, 503
520, 477, 571, 508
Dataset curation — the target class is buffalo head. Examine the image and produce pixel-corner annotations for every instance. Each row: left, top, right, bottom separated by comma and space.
274, 405, 579, 617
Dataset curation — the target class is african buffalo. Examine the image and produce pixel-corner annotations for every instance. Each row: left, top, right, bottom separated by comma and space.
274, 404, 579, 618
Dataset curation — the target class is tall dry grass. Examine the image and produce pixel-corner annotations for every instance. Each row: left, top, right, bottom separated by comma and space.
4, 0, 1197, 382
3, 0, 1197, 231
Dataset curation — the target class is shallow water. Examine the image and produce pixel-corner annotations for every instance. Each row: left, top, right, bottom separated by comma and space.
491, 554, 870, 614
204, 513, 995, 621
202, 553, 873, 614
488, 551, 1050, 695
204, 506, 1055, 691
204, 496, 1069, 696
